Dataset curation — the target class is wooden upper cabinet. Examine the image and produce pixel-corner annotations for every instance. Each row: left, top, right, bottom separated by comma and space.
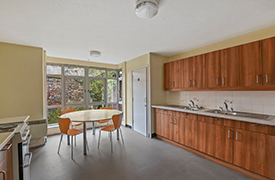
239, 41, 262, 87
262, 37, 275, 86
171, 60, 181, 89
164, 63, 171, 89
220, 46, 240, 87
205, 51, 221, 88
193, 54, 205, 88
181, 58, 193, 88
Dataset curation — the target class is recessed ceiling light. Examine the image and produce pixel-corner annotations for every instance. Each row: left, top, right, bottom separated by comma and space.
135, 0, 159, 19
90, 50, 101, 57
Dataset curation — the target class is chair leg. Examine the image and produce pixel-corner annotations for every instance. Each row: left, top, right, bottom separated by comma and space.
71, 135, 74, 160
98, 130, 101, 149
57, 134, 63, 154
119, 128, 124, 144
117, 129, 119, 140
75, 135, 76, 147
110, 131, 113, 153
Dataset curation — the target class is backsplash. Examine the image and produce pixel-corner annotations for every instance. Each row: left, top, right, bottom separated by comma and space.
166, 91, 275, 116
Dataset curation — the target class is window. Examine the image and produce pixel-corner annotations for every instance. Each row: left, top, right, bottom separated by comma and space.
46, 64, 120, 127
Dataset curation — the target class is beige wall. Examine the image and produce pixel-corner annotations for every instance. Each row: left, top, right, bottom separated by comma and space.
0, 42, 44, 120
168, 25, 275, 62
47, 56, 118, 69
125, 54, 150, 127
150, 53, 168, 133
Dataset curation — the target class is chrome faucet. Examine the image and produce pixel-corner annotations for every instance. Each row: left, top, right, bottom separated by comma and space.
190, 100, 195, 108
224, 102, 229, 111
219, 106, 224, 111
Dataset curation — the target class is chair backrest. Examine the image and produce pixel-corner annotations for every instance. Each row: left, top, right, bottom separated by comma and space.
100, 107, 113, 110
58, 117, 71, 134
61, 109, 75, 115
112, 113, 123, 129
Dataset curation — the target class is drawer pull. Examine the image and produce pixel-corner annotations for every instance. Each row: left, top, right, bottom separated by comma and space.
193, 80, 196, 86
266, 74, 269, 83
252, 124, 262, 126
1, 144, 12, 151
222, 77, 225, 85
209, 117, 218, 120
170, 117, 173, 124
228, 129, 231, 139
181, 113, 187, 115
256, 75, 259, 84
236, 131, 238, 141
216, 78, 219, 85
173, 118, 177, 125
0, 171, 6, 180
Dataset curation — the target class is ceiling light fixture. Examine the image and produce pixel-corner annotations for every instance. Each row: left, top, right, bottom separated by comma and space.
135, 0, 159, 19
90, 50, 101, 57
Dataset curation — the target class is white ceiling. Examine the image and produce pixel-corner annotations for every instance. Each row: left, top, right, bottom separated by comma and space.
0, 0, 275, 64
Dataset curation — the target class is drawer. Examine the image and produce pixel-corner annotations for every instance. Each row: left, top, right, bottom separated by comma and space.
180, 112, 197, 120
234, 121, 275, 135
156, 108, 168, 115
198, 115, 223, 125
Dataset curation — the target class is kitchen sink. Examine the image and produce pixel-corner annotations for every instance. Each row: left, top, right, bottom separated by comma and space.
206, 109, 271, 120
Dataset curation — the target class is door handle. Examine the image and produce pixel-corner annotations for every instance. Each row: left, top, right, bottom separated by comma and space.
222, 77, 225, 85
266, 74, 269, 83
173, 118, 177, 125
170, 117, 173, 124
228, 129, 230, 139
209, 117, 218, 120
235, 131, 238, 141
216, 78, 219, 85
193, 80, 196, 86
256, 75, 259, 84
0, 171, 6, 180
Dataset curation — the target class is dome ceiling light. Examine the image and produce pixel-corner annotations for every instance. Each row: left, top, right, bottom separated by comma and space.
135, 0, 159, 19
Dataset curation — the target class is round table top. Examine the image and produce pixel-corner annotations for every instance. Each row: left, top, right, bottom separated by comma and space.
60, 109, 122, 122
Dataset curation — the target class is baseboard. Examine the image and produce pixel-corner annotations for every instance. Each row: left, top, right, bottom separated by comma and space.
126, 124, 132, 129
157, 136, 271, 180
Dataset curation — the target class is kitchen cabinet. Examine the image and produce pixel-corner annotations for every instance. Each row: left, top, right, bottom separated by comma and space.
182, 113, 197, 149
262, 36, 275, 86
181, 57, 193, 88
205, 51, 221, 88
239, 41, 262, 87
164, 63, 171, 89
198, 116, 233, 163
220, 46, 240, 87
192, 54, 205, 88
233, 129, 275, 179
164, 60, 182, 90
0, 140, 13, 180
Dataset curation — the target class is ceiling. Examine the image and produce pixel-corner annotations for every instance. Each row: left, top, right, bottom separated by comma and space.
0, 0, 275, 64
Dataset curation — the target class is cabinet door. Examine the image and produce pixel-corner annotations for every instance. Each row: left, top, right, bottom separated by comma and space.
171, 60, 182, 89
162, 114, 173, 140
173, 116, 185, 144
184, 114, 198, 149
0, 141, 12, 180
205, 51, 221, 88
262, 37, 275, 86
156, 111, 163, 137
198, 122, 233, 163
182, 58, 193, 88
193, 54, 205, 88
164, 63, 171, 89
239, 41, 262, 87
234, 129, 275, 179
221, 46, 240, 87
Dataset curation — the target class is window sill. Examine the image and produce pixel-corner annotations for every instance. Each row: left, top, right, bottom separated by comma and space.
47, 123, 59, 128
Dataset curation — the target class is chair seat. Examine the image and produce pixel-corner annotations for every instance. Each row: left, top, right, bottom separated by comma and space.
98, 119, 110, 124
67, 129, 83, 136
71, 122, 83, 126
101, 125, 115, 132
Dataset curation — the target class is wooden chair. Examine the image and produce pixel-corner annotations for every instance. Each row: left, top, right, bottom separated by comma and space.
98, 113, 124, 153
57, 117, 84, 159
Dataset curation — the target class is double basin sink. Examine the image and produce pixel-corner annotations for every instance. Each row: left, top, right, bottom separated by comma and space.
165, 105, 271, 121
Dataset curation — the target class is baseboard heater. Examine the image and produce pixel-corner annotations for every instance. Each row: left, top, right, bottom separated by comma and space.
29, 119, 47, 148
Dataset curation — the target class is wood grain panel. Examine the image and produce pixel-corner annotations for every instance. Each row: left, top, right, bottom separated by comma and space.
164, 63, 171, 89
182, 58, 193, 88
262, 37, 275, 86
239, 41, 262, 87
184, 114, 198, 149
205, 51, 221, 88
221, 46, 240, 87
193, 54, 206, 88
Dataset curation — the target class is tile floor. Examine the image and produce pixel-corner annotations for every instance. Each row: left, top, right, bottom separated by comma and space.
30, 127, 251, 180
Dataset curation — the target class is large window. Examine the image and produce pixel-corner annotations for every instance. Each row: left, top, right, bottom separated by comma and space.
46, 65, 120, 126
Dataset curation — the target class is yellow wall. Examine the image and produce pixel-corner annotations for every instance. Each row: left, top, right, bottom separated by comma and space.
150, 53, 168, 133
168, 25, 275, 62
125, 54, 150, 126
47, 56, 118, 69
0, 42, 44, 120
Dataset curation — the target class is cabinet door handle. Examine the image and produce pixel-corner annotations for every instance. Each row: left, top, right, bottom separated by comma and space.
209, 117, 218, 120
222, 77, 225, 85
181, 113, 187, 115
193, 80, 196, 86
236, 131, 238, 141
266, 74, 269, 83
216, 78, 219, 85
174, 118, 177, 125
170, 117, 173, 124
256, 75, 259, 84
228, 130, 230, 139
0, 171, 6, 180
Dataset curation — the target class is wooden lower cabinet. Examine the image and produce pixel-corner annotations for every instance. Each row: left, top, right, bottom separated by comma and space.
0, 140, 13, 180
198, 121, 233, 163
155, 108, 275, 179
233, 129, 275, 179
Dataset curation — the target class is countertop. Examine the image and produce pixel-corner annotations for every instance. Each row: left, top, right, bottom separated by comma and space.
152, 105, 275, 126
0, 115, 30, 150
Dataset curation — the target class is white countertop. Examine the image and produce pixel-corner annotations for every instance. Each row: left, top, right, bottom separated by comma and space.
152, 105, 275, 126
0, 115, 30, 150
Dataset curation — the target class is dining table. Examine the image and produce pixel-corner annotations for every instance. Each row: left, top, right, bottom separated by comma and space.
60, 109, 122, 155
